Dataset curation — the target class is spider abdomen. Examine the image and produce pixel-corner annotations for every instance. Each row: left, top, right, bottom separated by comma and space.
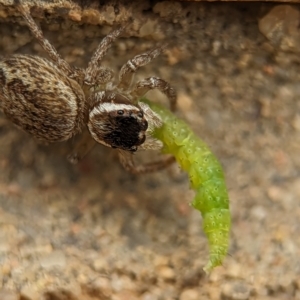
0, 55, 86, 142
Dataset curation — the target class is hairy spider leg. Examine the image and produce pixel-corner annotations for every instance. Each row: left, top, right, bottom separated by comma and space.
117, 46, 165, 91
134, 77, 177, 111
67, 129, 97, 164
84, 26, 126, 86
118, 149, 175, 174
16, 1, 74, 76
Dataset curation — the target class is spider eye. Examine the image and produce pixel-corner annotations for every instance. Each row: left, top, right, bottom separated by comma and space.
138, 111, 143, 118
117, 110, 124, 115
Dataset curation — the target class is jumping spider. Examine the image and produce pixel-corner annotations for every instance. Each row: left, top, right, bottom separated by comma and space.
0, 2, 177, 174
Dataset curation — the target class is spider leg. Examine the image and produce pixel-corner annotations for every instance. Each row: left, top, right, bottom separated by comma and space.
134, 77, 177, 111
118, 150, 175, 174
16, 1, 73, 76
117, 46, 166, 91
67, 129, 97, 164
84, 26, 126, 86
92, 67, 114, 87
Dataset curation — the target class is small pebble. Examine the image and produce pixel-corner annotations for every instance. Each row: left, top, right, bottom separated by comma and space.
221, 281, 251, 300
179, 288, 200, 300
158, 266, 176, 281
39, 251, 66, 270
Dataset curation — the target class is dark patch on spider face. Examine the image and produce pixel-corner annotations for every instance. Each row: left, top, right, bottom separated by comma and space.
90, 106, 149, 152
104, 110, 148, 152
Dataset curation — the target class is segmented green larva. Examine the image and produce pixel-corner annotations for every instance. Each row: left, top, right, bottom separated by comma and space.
141, 98, 231, 273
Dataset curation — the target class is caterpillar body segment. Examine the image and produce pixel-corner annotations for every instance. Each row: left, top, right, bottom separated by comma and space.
141, 99, 231, 273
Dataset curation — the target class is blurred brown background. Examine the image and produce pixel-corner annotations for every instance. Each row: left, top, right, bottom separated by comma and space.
0, 1, 300, 299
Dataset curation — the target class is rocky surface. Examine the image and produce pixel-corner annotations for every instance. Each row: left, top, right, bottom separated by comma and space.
0, 1, 300, 300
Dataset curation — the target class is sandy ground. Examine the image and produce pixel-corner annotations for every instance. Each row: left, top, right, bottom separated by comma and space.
0, 1, 300, 299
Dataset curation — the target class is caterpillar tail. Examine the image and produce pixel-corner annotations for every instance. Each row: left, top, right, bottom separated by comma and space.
140, 98, 231, 273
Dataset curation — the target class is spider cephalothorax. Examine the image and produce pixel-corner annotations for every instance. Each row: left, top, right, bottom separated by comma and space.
0, 1, 177, 173
88, 92, 148, 152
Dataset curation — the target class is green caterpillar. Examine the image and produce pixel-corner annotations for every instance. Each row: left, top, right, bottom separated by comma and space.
141, 98, 231, 273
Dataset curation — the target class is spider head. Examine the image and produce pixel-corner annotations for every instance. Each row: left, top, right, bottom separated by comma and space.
88, 92, 149, 152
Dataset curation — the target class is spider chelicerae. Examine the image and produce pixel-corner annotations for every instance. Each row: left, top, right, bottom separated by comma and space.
0, 2, 177, 174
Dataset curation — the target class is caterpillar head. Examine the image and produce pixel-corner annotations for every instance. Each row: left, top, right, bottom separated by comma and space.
88, 92, 163, 152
